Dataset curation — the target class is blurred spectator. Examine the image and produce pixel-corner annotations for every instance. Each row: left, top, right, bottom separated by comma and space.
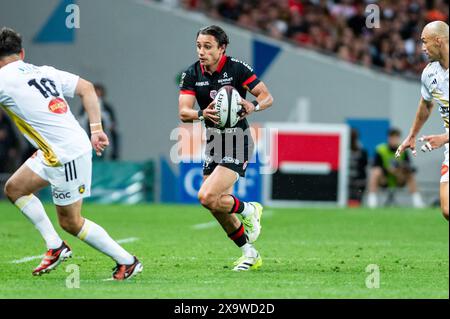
0, 110, 20, 173
165, 0, 449, 78
367, 128, 425, 208
217, 0, 242, 21
79, 83, 120, 160
348, 128, 369, 207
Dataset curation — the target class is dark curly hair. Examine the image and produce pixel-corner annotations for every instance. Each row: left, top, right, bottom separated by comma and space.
0, 27, 22, 58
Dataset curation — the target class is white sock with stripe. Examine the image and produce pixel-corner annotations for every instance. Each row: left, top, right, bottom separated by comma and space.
77, 218, 134, 265
14, 195, 63, 249
240, 202, 255, 218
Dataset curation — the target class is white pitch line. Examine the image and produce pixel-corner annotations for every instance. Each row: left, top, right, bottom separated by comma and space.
10, 237, 139, 264
116, 237, 140, 244
192, 221, 219, 230
11, 255, 44, 264
192, 210, 275, 230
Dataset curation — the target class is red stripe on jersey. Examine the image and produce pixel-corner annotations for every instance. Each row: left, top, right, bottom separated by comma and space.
200, 63, 205, 75
217, 55, 228, 73
242, 74, 257, 87
180, 90, 196, 96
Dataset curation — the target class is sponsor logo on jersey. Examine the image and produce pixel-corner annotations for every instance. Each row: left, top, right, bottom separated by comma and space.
195, 81, 210, 86
53, 190, 71, 200
222, 156, 240, 165
231, 58, 254, 72
179, 72, 186, 87
48, 98, 68, 114
442, 164, 449, 176
218, 76, 233, 84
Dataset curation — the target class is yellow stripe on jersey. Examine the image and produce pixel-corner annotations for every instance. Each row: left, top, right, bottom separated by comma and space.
0, 105, 61, 167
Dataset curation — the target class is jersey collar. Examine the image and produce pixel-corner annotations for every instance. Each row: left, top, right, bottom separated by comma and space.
200, 55, 227, 75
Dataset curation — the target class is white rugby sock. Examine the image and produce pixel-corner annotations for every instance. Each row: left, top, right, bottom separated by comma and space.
367, 193, 378, 208
241, 243, 258, 258
77, 218, 134, 265
240, 202, 255, 218
15, 195, 63, 249
412, 193, 425, 208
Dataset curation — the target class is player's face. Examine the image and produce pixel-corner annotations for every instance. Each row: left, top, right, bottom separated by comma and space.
196, 34, 225, 69
388, 135, 401, 149
421, 31, 440, 61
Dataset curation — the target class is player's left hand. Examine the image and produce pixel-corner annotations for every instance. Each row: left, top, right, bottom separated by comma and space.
237, 99, 255, 120
91, 131, 109, 156
418, 134, 449, 152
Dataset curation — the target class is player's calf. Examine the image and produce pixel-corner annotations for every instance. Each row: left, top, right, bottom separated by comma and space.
58, 214, 84, 235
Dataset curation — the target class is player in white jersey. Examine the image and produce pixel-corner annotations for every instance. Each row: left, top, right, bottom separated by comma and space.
396, 21, 449, 221
0, 27, 143, 279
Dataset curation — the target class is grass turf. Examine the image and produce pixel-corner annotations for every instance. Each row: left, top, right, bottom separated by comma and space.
0, 202, 448, 299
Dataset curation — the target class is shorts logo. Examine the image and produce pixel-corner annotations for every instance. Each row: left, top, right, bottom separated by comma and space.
210, 90, 217, 99
441, 164, 448, 176
48, 98, 68, 114
53, 190, 71, 200
78, 185, 86, 194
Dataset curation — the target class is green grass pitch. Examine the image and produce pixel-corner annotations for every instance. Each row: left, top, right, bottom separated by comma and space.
0, 201, 448, 298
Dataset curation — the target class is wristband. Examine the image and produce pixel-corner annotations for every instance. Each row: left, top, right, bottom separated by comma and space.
90, 122, 103, 131
252, 100, 260, 112
198, 109, 205, 121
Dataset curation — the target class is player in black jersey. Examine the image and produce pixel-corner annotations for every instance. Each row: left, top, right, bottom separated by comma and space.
179, 25, 273, 271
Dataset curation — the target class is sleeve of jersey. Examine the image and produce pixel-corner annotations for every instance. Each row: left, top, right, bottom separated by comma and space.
240, 64, 260, 91
179, 69, 196, 96
420, 69, 433, 101
54, 69, 80, 98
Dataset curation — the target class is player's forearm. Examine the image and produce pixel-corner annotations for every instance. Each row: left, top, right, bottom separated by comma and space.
179, 107, 199, 123
80, 92, 102, 128
76, 79, 102, 130
409, 100, 432, 137
442, 132, 450, 144
254, 92, 273, 112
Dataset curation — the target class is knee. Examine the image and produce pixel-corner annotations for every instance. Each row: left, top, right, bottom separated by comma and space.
4, 179, 19, 202
58, 215, 83, 235
198, 190, 218, 211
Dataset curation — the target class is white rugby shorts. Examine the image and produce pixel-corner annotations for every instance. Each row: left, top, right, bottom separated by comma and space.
26, 151, 92, 206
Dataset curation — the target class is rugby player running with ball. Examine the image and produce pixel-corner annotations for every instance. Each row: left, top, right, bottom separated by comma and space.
178, 25, 273, 271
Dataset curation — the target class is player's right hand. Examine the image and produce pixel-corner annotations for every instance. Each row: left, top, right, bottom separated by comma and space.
203, 101, 219, 125
396, 135, 416, 158
91, 131, 109, 156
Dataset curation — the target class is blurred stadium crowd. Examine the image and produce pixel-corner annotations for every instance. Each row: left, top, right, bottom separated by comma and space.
156, 0, 449, 78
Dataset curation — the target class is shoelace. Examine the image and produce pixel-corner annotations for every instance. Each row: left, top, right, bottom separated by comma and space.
38, 251, 56, 267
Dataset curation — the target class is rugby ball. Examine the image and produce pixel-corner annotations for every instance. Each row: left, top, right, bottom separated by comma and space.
213, 85, 242, 128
